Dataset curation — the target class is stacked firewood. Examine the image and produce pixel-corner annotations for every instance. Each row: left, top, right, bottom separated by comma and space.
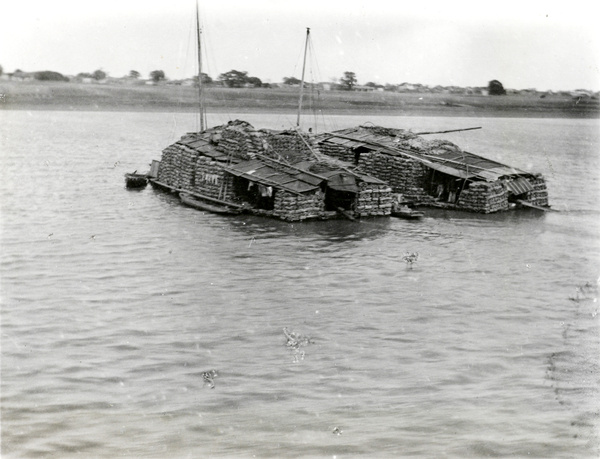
261, 131, 316, 163
176, 144, 200, 190
157, 145, 188, 189
360, 125, 464, 156
157, 143, 200, 189
317, 142, 354, 163
273, 191, 324, 221
359, 153, 424, 190
355, 184, 393, 217
157, 145, 178, 186
216, 121, 266, 160
397, 137, 463, 155
317, 142, 432, 202
191, 156, 226, 198
525, 174, 549, 207
457, 181, 509, 213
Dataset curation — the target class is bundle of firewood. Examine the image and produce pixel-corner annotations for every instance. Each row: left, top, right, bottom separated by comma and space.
457, 181, 509, 213
525, 175, 549, 206
262, 131, 316, 163
273, 191, 324, 221
355, 184, 393, 216
191, 156, 227, 198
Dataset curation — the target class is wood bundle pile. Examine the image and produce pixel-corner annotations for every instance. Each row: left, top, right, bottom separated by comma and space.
157, 145, 179, 186
457, 181, 509, 213
217, 121, 266, 160
355, 184, 393, 217
360, 125, 463, 156
192, 155, 228, 199
421, 139, 463, 156
399, 137, 463, 155
525, 174, 549, 206
261, 131, 316, 163
317, 140, 433, 203
176, 144, 200, 189
273, 191, 324, 222
359, 152, 430, 201
157, 144, 199, 189
317, 143, 354, 163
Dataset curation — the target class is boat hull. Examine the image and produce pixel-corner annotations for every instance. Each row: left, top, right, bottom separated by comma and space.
179, 192, 241, 215
391, 208, 424, 219
124, 173, 148, 188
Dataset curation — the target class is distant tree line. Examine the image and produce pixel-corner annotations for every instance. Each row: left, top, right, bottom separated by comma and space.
5, 63, 571, 97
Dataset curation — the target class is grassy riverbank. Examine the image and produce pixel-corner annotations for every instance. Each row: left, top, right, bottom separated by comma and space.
1, 80, 598, 118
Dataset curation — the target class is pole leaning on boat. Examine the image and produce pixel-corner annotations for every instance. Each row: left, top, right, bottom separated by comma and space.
296, 27, 310, 127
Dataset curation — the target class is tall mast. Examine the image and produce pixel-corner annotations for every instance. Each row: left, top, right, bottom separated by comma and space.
196, 1, 205, 131
296, 27, 310, 127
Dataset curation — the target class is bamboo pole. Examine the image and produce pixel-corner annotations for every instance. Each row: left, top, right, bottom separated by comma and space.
296, 28, 310, 127
196, 1, 206, 132
415, 127, 482, 135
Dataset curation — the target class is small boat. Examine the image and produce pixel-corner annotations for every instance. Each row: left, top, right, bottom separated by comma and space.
124, 172, 149, 188
179, 192, 241, 215
391, 205, 424, 219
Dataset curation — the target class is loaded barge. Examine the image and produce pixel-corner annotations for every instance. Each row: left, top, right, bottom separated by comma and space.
140, 121, 549, 221
146, 120, 392, 222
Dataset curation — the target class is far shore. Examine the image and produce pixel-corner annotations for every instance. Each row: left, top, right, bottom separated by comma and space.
1, 81, 598, 119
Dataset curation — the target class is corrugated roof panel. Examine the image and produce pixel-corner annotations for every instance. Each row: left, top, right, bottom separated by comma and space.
423, 150, 528, 181
321, 130, 533, 181
294, 172, 325, 186
506, 177, 534, 195
285, 181, 319, 193
222, 160, 320, 195
425, 161, 472, 179
326, 173, 360, 192
474, 169, 503, 181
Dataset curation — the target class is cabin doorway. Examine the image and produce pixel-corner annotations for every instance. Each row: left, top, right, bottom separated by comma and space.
427, 170, 462, 203
352, 146, 370, 166
325, 189, 356, 211
230, 176, 275, 210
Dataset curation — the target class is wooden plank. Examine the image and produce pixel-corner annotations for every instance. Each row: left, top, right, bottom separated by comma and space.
149, 179, 244, 209
516, 200, 553, 212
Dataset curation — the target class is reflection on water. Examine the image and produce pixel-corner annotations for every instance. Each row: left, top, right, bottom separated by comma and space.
1, 111, 599, 458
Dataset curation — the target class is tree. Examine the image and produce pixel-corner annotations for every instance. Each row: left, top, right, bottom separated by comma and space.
34, 71, 68, 81
193, 73, 213, 85
150, 70, 165, 83
488, 80, 506, 95
92, 69, 106, 81
340, 71, 357, 90
283, 76, 301, 86
246, 76, 262, 88
129, 70, 140, 79
218, 69, 248, 88
0, 65, 3, 77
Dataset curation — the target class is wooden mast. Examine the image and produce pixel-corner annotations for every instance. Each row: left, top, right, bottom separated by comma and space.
296, 27, 310, 127
196, 1, 206, 131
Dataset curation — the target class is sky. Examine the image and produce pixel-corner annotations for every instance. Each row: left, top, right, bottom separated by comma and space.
1, 0, 598, 91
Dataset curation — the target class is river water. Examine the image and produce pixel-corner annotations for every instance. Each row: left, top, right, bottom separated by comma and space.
1, 110, 599, 458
